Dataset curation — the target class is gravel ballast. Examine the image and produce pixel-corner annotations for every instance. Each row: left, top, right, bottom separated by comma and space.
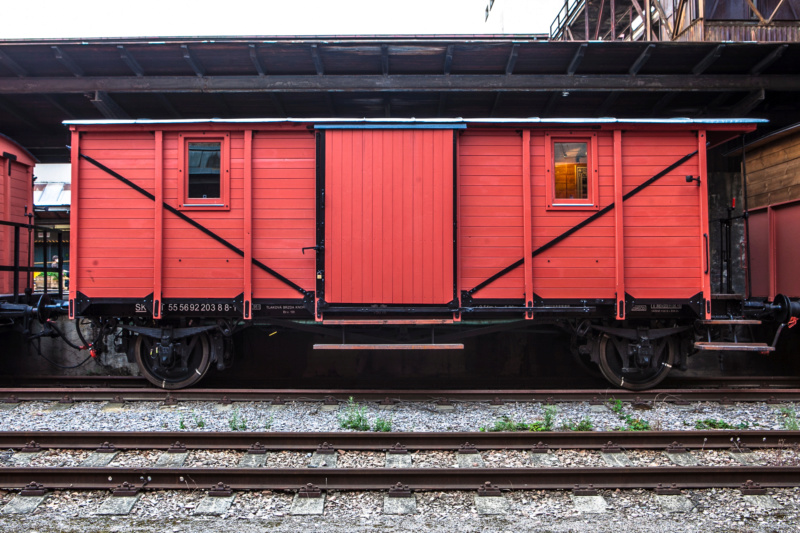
1, 398, 799, 531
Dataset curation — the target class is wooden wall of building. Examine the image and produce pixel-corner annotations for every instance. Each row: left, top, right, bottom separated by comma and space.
746, 129, 800, 209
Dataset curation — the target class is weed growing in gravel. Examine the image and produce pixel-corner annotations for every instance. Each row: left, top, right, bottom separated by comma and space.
192, 411, 205, 429
694, 418, 748, 430
617, 416, 651, 431
481, 415, 538, 432
542, 405, 556, 431
264, 415, 274, 430
608, 398, 651, 431
338, 397, 370, 431
178, 415, 186, 430
779, 407, 799, 430
228, 408, 248, 431
480, 406, 557, 432
373, 417, 392, 432
561, 417, 594, 431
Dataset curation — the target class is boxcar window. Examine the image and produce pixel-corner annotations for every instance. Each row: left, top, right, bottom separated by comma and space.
553, 141, 588, 200
187, 142, 221, 199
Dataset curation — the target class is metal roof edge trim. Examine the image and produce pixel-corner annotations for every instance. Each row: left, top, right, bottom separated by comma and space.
64, 118, 768, 126
315, 124, 467, 130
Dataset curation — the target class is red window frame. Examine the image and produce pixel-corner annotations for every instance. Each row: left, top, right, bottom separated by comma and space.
177, 132, 230, 211
544, 131, 599, 210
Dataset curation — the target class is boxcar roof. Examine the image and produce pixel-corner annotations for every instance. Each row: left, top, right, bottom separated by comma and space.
65, 117, 768, 126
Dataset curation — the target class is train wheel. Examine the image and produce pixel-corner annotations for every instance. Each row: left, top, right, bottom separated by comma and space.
134, 332, 211, 389
596, 333, 675, 390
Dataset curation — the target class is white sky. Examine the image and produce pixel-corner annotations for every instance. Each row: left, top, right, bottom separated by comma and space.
3, 0, 563, 39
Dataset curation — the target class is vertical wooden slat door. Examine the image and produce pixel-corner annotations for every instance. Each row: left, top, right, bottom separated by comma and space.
324, 129, 454, 305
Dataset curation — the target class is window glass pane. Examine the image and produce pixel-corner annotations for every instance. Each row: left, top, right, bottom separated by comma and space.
188, 142, 221, 199
554, 141, 588, 200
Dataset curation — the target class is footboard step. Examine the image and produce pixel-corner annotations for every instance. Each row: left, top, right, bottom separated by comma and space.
313, 344, 464, 350
694, 342, 774, 352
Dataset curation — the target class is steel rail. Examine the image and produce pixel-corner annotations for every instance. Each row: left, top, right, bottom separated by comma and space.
3, 466, 800, 491
3, 387, 800, 403
2, 430, 798, 450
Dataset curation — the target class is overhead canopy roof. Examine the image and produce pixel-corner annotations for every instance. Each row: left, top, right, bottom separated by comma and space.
0, 36, 798, 162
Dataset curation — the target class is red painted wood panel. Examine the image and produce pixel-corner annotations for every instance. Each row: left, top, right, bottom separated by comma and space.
325, 129, 453, 304
161, 131, 243, 298
251, 131, 316, 298
531, 131, 615, 299
75, 133, 156, 298
748, 209, 771, 298
458, 131, 524, 299
621, 132, 702, 298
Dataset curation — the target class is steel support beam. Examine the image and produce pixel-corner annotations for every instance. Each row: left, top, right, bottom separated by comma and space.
730, 89, 765, 117
155, 93, 182, 118
750, 44, 788, 76
42, 95, 76, 119
693, 44, 725, 76
51, 46, 84, 77
381, 44, 389, 76
504, 44, 519, 75
0, 49, 28, 77
117, 45, 144, 77
566, 43, 588, 75
310, 44, 325, 75
87, 91, 130, 119
181, 45, 205, 77
628, 44, 655, 75
443, 45, 454, 74
249, 45, 266, 76
0, 74, 796, 93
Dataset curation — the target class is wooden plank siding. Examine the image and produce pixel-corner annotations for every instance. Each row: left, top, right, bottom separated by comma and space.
459, 130, 525, 300
76, 133, 156, 298
746, 131, 800, 210
325, 129, 453, 304
69, 122, 722, 314
531, 131, 615, 299
74, 129, 318, 302
250, 130, 316, 299
459, 129, 704, 303
161, 132, 244, 298
621, 132, 702, 300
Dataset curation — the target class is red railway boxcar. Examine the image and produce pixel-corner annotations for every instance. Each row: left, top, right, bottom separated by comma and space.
66, 118, 798, 390
0, 134, 35, 298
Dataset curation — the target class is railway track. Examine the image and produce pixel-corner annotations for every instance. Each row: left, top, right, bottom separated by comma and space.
2, 431, 799, 491
3, 386, 800, 404
2, 429, 799, 449
3, 465, 799, 491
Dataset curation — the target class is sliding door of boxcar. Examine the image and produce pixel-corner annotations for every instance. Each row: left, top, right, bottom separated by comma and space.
324, 129, 454, 305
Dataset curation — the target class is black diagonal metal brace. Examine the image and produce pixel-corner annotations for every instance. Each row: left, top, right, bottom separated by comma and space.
78, 152, 309, 297
465, 149, 699, 297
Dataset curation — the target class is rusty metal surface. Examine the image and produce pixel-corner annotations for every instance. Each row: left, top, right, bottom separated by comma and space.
0, 430, 798, 451
704, 23, 800, 43
4, 386, 800, 403
2, 465, 800, 491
